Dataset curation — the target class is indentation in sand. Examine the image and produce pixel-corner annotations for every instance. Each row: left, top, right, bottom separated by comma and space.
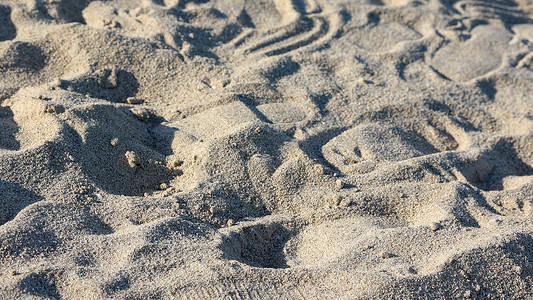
220, 217, 293, 268
0, 0, 532, 298
431, 26, 512, 82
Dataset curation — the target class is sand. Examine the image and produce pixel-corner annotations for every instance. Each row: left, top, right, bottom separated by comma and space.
0, 0, 532, 298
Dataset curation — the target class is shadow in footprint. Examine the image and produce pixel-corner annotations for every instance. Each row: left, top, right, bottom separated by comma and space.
505, 233, 533, 281
0, 180, 44, 226
476, 78, 497, 102
0, 106, 20, 151
460, 139, 533, 191
174, 0, 209, 9
60, 69, 139, 103
104, 276, 130, 297
299, 127, 350, 173
485, 139, 533, 190
261, 57, 301, 84
220, 222, 293, 269
36, 0, 91, 24
0, 5, 16, 41
310, 92, 332, 111
0, 42, 47, 72
62, 106, 177, 196
19, 272, 61, 300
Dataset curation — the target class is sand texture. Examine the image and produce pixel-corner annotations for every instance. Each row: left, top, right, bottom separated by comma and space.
0, 0, 533, 299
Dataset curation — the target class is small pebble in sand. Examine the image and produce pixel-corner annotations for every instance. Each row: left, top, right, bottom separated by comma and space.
221, 79, 231, 87
126, 97, 143, 104
378, 252, 393, 259
168, 159, 183, 170
110, 138, 119, 147
159, 183, 169, 190
430, 222, 441, 231
327, 193, 342, 206
130, 107, 150, 121
335, 179, 345, 189
312, 164, 324, 175
357, 77, 373, 84
339, 198, 351, 207
488, 219, 502, 227
180, 42, 193, 58
44, 104, 57, 114
125, 151, 139, 168
162, 187, 178, 197
209, 206, 217, 214
227, 219, 235, 227
103, 20, 120, 29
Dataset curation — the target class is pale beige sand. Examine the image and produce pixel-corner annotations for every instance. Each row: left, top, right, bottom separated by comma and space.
0, 0, 532, 299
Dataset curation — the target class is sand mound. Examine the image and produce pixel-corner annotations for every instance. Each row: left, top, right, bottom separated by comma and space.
0, 0, 532, 298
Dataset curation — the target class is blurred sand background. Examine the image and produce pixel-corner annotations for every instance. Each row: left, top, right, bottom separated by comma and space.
0, 0, 532, 298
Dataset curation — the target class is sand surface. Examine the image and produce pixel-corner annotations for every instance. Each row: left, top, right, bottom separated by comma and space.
0, 0, 532, 298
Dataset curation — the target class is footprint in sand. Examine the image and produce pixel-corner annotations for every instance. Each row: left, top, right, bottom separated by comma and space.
323, 123, 439, 167
0, 92, 62, 152
322, 108, 463, 174
347, 21, 422, 52
431, 25, 513, 82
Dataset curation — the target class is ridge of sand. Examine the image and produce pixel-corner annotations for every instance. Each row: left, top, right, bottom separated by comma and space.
0, 0, 532, 298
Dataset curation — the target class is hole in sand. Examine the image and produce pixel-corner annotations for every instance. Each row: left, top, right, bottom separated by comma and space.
220, 221, 293, 269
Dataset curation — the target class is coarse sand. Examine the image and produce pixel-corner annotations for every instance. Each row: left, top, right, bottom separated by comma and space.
0, 0, 532, 298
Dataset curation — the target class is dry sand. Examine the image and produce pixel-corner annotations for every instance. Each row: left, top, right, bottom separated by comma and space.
0, 0, 532, 298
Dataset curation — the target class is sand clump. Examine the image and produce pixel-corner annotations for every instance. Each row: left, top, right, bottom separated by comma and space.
0, 0, 532, 299
124, 151, 140, 168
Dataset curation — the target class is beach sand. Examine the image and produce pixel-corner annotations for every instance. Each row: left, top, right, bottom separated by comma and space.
0, 0, 532, 298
